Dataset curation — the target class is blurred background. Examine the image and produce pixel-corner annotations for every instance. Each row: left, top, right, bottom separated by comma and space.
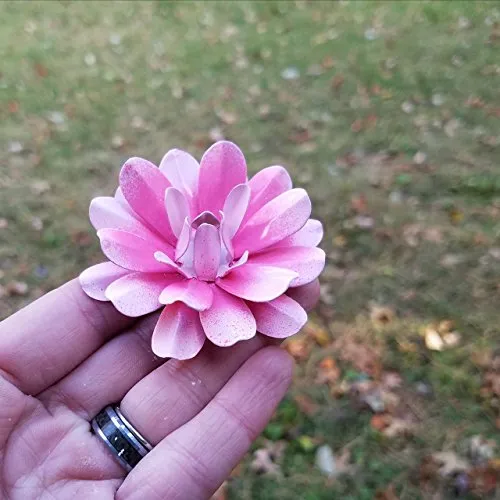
2, 1, 500, 498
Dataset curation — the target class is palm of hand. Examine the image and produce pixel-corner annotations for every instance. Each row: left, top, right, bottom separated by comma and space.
0, 279, 300, 500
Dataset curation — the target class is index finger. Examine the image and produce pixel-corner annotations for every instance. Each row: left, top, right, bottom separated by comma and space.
0, 278, 134, 394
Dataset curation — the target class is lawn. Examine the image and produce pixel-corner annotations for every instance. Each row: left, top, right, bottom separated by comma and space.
1, 1, 500, 498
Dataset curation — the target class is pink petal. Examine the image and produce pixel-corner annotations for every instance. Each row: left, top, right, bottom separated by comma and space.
243, 166, 292, 224
218, 250, 249, 277
89, 196, 154, 237
154, 251, 191, 278
119, 157, 175, 244
98, 229, 175, 272
217, 263, 297, 302
159, 149, 200, 198
249, 294, 307, 338
197, 141, 247, 215
159, 279, 214, 311
175, 217, 192, 261
165, 187, 189, 238
233, 188, 311, 256
200, 286, 256, 346
194, 223, 221, 281
79, 261, 129, 301
286, 279, 320, 312
221, 184, 250, 256
271, 219, 323, 249
249, 246, 325, 287
152, 303, 206, 360
105, 273, 179, 317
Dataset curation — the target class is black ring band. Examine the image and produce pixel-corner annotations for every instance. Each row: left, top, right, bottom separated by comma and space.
91, 405, 152, 472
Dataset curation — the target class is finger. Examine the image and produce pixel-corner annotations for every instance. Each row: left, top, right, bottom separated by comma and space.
0, 375, 35, 448
117, 347, 293, 500
120, 334, 277, 445
0, 279, 134, 394
287, 278, 320, 312
38, 314, 163, 420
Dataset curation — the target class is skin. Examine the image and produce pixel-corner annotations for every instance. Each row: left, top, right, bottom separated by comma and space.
0, 278, 318, 499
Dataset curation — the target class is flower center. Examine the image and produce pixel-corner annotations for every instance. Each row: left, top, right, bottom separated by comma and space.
171, 210, 247, 282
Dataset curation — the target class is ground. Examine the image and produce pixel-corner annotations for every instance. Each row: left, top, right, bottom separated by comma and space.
1, 1, 500, 498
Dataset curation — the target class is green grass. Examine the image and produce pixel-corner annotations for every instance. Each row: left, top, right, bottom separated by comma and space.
2, 1, 500, 498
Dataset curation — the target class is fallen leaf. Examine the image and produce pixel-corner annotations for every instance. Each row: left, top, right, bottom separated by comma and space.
322, 55, 335, 69
284, 337, 311, 361
350, 194, 368, 214
6, 281, 29, 296
371, 413, 392, 431
293, 394, 319, 417
34, 62, 48, 78
8, 101, 19, 113
30, 180, 51, 195
250, 440, 286, 476
316, 356, 341, 385
331, 74, 345, 91
303, 322, 330, 346
315, 445, 351, 478
432, 451, 470, 477
351, 119, 363, 133
375, 484, 399, 500
381, 372, 403, 389
424, 327, 444, 351
370, 305, 395, 327
382, 417, 415, 438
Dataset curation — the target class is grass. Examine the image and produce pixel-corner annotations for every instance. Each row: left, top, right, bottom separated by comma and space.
1, 1, 500, 498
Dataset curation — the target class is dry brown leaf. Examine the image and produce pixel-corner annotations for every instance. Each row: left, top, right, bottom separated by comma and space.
432, 451, 469, 477
375, 484, 399, 500
316, 356, 341, 385
303, 322, 330, 346
250, 440, 286, 476
382, 417, 416, 438
293, 394, 319, 417
284, 336, 311, 361
6, 281, 29, 296
370, 413, 392, 431
370, 305, 395, 327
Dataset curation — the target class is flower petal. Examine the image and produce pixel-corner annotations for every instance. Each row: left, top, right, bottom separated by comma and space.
98, 228, 175, 272
217, 263, 297, 302
249, 246, 325, 287
194, 223, 221, 281
221, 183, 250, 256
119, 157, 175, 244
165, 187, 190, 238
89, 196, 154, 237
105, 272, 179, 317
159, 149, 200, 199
218, 250, 249, 277
152, 303, 206, 360
79, 261, 129, 301
233, 188, 311, 256
243, 166, 292, 224
249, 294, 307, 338
286, 279, 320, 312
271, 219, 323, 248
175, 217, 192, 261
159, 279, 214, 311
197, 141, 247, 215
200, 286, 256, 346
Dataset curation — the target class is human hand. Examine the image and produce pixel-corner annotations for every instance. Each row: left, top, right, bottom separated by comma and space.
0, 278, 318, 499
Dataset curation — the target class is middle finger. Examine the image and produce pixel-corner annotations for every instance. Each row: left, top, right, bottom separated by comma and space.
119, 335, 273, 445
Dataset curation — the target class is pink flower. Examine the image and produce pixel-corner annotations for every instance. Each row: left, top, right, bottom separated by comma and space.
80, 141, 325, 359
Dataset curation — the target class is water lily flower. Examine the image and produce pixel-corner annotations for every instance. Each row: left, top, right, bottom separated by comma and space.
80, 141, 325, 359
